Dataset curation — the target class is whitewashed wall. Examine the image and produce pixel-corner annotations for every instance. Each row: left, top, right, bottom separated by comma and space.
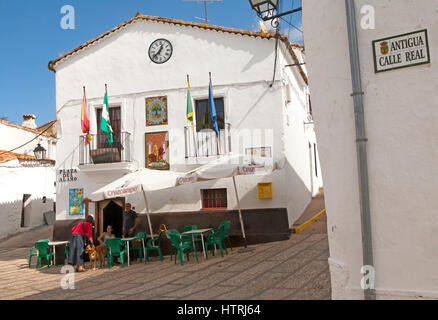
54, 18, 316, 228
0, 163, 55, 239
303, 0, 438, 299
0, 123, 56, 160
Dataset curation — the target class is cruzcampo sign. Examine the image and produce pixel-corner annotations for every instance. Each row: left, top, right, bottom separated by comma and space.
372, 29, 430, 73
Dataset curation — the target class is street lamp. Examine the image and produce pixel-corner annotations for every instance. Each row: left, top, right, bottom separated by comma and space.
33, 143, 46, 161
249, 0, 278, 18
249, 0, 302, 22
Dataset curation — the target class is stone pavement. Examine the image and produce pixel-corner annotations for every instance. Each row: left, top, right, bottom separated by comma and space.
0, 213, 330, 300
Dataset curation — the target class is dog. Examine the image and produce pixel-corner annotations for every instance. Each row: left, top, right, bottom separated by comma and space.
86, 245, 106, 270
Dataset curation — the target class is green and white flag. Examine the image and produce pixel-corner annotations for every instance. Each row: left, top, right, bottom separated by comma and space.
101, 85, 113, 145
187, 75, 194, 130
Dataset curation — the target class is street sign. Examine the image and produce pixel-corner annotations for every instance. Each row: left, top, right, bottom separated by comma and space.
372, 29, 430, 73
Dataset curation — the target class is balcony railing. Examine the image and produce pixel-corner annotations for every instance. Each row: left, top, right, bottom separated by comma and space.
184, 123, 231, 158
79, 132, 131, 165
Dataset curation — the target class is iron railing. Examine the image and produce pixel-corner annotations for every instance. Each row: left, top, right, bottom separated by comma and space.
79, 132, 131, 165
184, 123, 231, 158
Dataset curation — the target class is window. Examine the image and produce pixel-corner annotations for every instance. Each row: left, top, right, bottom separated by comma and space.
96, 106, 121, 148
195, 98, 225, 132
307, 94, 313, 116
314, 143, 318, 177
202, 189, 227, 209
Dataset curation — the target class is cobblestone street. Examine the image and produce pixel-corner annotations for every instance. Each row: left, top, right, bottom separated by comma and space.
0, 215, 330, 300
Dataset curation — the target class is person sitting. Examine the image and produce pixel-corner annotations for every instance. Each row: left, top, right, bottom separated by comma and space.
68, 215, 95, 272
98, 225, 116, 246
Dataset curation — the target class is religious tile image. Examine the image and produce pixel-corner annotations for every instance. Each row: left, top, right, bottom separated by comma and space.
145, 131, 169, 170
146, 96, 168, 126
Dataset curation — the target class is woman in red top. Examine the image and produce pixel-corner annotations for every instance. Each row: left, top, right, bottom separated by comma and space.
68, 215, 95, 272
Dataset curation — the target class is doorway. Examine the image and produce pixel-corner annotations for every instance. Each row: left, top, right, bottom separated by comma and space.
103, 201, 123, 238
21, 194, 32, 227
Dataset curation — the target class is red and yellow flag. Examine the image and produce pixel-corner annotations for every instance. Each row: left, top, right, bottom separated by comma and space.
81, 86, 92, 144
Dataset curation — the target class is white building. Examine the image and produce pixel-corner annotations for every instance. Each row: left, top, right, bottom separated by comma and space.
49, 14, 322, 241
0, 116, 56, 239
303, 0, 438, 299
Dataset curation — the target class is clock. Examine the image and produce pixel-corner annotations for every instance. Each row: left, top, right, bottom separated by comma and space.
148, 39, 173, 64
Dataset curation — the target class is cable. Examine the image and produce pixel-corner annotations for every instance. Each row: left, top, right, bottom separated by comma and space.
0, 120, 56, 156
280, 16, 303, 33
287, 0, 295, 39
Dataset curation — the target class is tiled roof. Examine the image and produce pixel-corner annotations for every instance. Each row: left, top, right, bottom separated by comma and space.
0, 150, 36, 163
37, 120, 57, 138
0, 150, 55, 164
0, 118, 55, 138
48, 13, 307, 84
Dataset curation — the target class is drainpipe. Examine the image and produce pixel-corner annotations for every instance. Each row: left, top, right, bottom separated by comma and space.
344, 0, 375, 300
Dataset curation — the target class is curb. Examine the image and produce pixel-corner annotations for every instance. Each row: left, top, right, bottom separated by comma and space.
292, 209, 326, 234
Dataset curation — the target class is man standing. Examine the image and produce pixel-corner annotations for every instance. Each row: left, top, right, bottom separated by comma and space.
122, 203, 139, 238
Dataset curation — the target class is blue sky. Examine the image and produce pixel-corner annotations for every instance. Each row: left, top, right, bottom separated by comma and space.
0, 0, 302, 126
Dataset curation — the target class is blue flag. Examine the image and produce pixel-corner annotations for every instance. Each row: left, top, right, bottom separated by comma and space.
209, 79, 219, 137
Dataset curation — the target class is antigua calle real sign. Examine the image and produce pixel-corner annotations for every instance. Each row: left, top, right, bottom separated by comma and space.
373, 29, 430, 73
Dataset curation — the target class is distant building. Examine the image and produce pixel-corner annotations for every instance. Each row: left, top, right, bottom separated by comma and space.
49, 14, 322, 242
0, 115, 56, 239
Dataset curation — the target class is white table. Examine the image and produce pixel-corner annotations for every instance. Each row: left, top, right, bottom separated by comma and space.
48, 241, 69, 266
121, 237, 141, 266
181, 228, 213, 260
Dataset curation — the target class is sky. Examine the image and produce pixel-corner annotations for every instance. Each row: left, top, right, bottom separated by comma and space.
0, 0, 302, 126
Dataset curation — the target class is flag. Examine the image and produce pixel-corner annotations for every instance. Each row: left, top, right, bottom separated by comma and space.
81, 87, 92, 144
208, 76, 219, 137
101, 85, 113, 145
186, 76, 194, 130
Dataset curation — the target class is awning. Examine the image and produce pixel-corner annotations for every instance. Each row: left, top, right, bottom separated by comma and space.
90, 169, 184, 202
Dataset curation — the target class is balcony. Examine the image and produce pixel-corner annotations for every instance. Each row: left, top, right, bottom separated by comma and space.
184, 123, 231, 158
79, 132, 132, 169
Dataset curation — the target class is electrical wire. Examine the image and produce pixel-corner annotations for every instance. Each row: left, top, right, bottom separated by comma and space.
280, 16, 303, 33
287, 0, 295, 39
0, 120, 56, 156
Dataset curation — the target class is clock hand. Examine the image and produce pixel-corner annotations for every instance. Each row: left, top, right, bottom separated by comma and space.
153, 45, 164, 59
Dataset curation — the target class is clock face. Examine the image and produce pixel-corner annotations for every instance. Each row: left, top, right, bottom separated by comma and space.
148, 39, 173, 64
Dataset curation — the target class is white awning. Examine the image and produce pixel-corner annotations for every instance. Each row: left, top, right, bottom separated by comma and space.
90, 169, 184, 202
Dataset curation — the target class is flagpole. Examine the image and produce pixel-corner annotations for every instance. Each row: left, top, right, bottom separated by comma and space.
83, 86, 90, 159
187, 75, 198, 157
210, 72, 220, 156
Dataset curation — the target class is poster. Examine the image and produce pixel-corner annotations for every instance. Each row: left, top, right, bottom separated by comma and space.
69, 188, 84, 216
146, 96, 168, 126
145, 132, 169, 170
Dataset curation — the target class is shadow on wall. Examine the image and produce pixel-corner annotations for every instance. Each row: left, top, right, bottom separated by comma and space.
283, 159, 314, 227
0, 197, 55, 241
0, 199, 23, 240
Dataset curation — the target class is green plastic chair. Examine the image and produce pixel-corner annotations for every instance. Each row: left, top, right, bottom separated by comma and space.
136, 232, 148, 260
29, 239, 50, 268
165, 229, 179, 262
219, 220, 232, 251
34, 241, 55, 268
105, 238, 127, 269
129, 234, 144, 262
144, 232, 164, 263
63, 243, 70, 265
205, 224, 228, 259
182, 225, 202, 250
166, 230, 198, 266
